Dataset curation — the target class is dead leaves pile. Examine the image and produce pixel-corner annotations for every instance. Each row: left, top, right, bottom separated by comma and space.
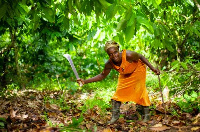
0, 89, 199, 132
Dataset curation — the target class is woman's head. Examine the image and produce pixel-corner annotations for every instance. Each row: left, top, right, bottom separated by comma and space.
105, 41, 121, 63
104, 41, 119, 52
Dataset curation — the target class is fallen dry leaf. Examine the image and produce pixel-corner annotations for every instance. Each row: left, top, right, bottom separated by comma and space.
10, 108, 18, 118
150, 124, 171, 131
50, 104, 60, 110
102, 127, 112, 132
86, 123, 92, 129
172, 120, 180, 126
191, 127, 200, 131
152, 123, 163, 127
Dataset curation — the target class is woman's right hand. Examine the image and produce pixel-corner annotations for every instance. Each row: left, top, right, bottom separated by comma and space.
77, 78, 84, 87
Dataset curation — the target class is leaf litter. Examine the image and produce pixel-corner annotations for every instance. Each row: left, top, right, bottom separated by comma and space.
0, 89, 199, 132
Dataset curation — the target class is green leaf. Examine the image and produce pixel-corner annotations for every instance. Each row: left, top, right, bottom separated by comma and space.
195, 62, 200, 71
186, 0, 194, 6
165, 43, 174, 52
191, 91, 197, 98
0, 122, 4, 127
113, 35, 119, 43
99, 0, 112, 8
68, 116, 83, 128
68, 0, 73, 13
155, 0, 162, 5
117, 7, 133, 32
106, 4, 118, 19
42, 7, 55, 23
63, 16, 69, 30
180, 62, 188, 70
18, 3, 29, 13
193, 27, 200, 38
125, 7, 133, 22
153, 24, 160, 37
116, 19, 127, 32
125, 23, 135, 42
33, 12, 40, 30
69, 43, 74, 51
127, 10, 136, 27
159, 24, 168, 37
170, 60, 179, 71
171, 60, 179, 67
137, 16, 154, 34
152, 39, 161, 49
0, 117, 6, 122
184, 93, 190, 101
118, 33, 125, 46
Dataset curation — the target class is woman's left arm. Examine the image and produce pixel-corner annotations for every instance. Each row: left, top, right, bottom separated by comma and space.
139, 54, 160, 75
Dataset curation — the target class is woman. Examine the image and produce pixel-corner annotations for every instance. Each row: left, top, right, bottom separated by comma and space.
77, 41, 160, 124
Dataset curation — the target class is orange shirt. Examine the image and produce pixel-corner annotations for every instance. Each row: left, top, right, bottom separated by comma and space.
110, 50, 151, 106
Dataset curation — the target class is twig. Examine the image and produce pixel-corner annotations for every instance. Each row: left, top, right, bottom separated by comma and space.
158, 74, 167, 120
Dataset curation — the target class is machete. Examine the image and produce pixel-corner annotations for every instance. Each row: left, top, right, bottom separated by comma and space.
63, 54, 83, 87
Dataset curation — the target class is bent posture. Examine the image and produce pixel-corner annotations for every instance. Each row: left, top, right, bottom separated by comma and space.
77, 41, 160, 124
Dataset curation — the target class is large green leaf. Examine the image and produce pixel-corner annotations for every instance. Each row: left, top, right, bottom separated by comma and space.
125, 11, 136, 42
127, 11, 136, 27
116, 7, 133, 32
116, 18, 127, 31
125, 23, 135, 42
106, 4, 118, 19
136, 16, 154, 34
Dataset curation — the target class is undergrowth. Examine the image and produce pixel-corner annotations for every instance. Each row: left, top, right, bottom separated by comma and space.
1, 70, 199, 130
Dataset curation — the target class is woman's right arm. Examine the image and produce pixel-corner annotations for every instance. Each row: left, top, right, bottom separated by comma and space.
77, 61, 112, 85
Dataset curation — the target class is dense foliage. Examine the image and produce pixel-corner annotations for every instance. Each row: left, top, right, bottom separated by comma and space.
0, 0, 199, 100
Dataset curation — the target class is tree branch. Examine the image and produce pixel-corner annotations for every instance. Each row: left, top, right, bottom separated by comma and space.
194, 0, 200, 11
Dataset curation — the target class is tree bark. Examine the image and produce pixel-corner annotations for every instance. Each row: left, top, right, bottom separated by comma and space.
9, 27, 25, 89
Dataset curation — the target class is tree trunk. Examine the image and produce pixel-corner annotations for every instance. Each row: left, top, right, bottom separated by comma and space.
9, 27, 25, 89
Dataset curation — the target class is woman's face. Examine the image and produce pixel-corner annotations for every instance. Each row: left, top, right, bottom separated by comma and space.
107, 47, 121, 63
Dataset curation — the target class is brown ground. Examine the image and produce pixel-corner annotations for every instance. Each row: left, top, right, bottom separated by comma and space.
0, 90, 199, 132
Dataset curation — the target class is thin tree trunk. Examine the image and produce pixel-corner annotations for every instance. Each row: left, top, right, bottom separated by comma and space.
9, 27, 25, 89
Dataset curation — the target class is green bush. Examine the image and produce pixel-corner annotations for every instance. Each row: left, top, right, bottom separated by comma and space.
175, 91, 200, 113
